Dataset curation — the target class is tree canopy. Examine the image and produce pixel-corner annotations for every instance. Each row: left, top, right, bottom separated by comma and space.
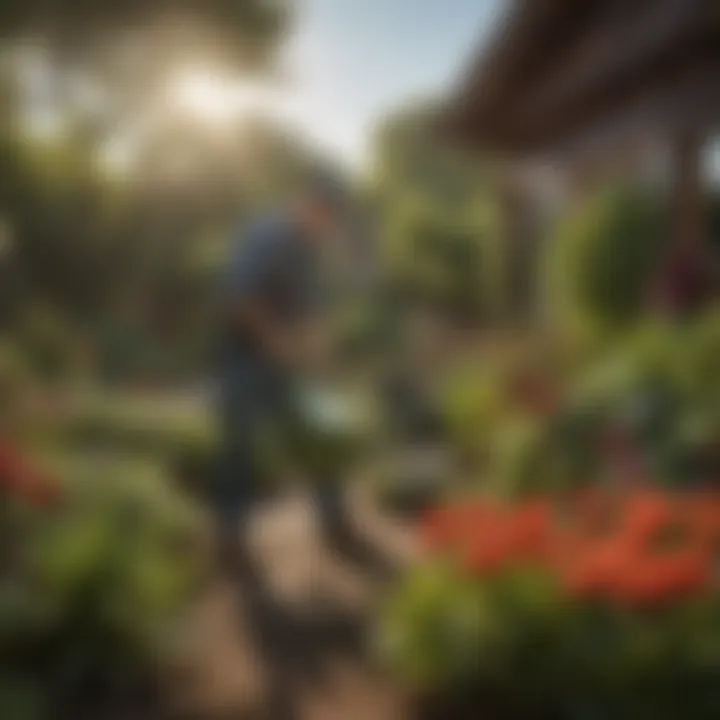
0, 0, 292, 73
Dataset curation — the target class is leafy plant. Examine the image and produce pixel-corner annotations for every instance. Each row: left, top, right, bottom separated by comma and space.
547, 185, 669, 336
380, 491, 720, 718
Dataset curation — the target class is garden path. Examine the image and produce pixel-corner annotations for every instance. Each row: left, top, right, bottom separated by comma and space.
170, 484, 420, 720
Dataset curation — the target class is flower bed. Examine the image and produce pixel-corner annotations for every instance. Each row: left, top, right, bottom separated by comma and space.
0, 440, 203, 718
378, 490, 720, 719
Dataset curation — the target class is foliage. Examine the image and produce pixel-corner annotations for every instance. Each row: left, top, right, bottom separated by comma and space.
379, 491, 720, 718
371, 101, 503, 322
0, 442, 202, 715
54, 392, 217, 499
0, 0, 291, 73
0, 112, 338, 381
546, 184, 669, 336
438, 308, 720, 498
440, 340, 562, 477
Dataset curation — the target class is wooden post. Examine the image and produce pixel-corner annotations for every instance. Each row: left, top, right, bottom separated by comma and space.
655, 126, 710, 315
672, 127, 705, 254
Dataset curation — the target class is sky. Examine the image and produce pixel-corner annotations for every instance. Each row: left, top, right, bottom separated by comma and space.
278, 0, 503, 168
19, 1, 504, 174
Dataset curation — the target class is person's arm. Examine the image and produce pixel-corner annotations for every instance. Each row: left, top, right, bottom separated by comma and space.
229, 295, 294, 365
225, 226, 295, 366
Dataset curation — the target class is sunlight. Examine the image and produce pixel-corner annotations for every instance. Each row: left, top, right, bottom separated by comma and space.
168, 69, 269, 126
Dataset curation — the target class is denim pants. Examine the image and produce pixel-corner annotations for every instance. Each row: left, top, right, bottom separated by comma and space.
213, 353, 288, 539
213, 354, 346, 540
314, 480, 347, 535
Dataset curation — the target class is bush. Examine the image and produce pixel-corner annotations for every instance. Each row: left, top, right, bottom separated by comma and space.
379, 491, 720, 718
439, 310, 720, 499
0, 445, 203, 715
547, 185, 669, 337
56, 393, 217, 497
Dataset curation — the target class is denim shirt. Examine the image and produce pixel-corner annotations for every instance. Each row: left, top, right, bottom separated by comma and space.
218, 212, 320, 366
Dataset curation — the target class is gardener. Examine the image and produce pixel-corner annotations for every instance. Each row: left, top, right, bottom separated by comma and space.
214, 170, 354, 572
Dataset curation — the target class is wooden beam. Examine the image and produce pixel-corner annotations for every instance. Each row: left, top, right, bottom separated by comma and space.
672, 127, 706, 252
531, 62, 720, 164
449, 0, 588, 141
517, 0, 702, 127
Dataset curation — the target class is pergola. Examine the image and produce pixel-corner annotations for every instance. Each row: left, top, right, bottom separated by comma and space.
445, 0, 720, 318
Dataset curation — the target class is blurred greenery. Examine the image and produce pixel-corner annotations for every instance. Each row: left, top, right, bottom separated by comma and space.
545, 183, 670, 338
0, 0, 717, 714
370, 101, 505, 323
0, 447, 203, 715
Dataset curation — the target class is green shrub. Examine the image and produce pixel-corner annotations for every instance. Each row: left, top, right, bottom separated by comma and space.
547, 185, 669, 337
0, 451, 203, 714
55, 394, 217, 496
379, 492, 720, 718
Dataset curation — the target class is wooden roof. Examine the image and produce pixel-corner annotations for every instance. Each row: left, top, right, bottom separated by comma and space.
446, 0, 720, 157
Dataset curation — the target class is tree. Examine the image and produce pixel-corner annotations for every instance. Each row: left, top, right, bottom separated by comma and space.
0, 1, 292, 74
0, 108, 342, 380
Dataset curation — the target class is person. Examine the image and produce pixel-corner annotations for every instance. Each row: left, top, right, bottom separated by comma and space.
213, 171, 352, 572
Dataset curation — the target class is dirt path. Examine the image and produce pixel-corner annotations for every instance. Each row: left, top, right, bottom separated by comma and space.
170, 485, 420, 720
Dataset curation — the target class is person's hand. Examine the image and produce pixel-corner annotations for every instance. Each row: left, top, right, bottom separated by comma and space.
299, 323, 335, 373
263, 323, 334, 374
264, 328, 300, 370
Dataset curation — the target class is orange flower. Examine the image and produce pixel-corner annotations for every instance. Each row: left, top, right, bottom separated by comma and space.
421, 502, 491, 551
464, 522, 516, 576
569, 488, 622, 539
613, 550, 712, 607
681, 493, 720, 550
622, 491, 675, 547
560, 538, 633, 599
424, 490, 717, 610
421, 507, 456, 550
508, 499, 553, 560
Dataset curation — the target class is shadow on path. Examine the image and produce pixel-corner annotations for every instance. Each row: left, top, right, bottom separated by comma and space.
227, 522, 398, 720
321, 521, 400, 583
233, 563, 366, 719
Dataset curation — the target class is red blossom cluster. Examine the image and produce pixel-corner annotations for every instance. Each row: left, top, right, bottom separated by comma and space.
421, 489, 720, 608
0, 441, 63, 508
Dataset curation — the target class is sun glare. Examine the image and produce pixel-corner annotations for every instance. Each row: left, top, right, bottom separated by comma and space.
168, 70, 268, 126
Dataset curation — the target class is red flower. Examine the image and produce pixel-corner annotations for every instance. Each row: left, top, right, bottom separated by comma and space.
682, 493, 720, 550
421, 502, 490, 551
613, 550, 711, 607
464, 521, 516, 576
508, 499, 552, 559
423, 489, 718, 610
560, 538, 632, 599
622, 491, 675, 547
421, 507, 456, 551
